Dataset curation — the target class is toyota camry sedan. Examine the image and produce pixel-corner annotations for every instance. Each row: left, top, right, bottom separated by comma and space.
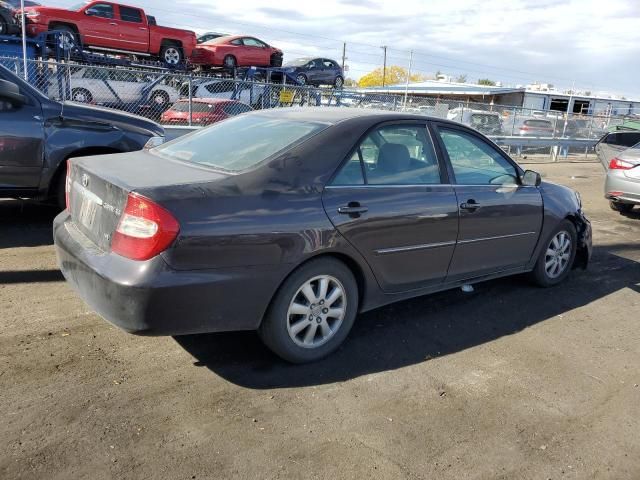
54, 108, 592, 363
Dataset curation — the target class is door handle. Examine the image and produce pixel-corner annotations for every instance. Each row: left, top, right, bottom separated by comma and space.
338, 203, 368, 216
460, 200, 481, 211
139, 27, 147, 30
109, 22, 118, 25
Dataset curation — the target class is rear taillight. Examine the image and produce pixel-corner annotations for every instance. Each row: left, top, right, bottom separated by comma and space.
111, 193, 179, 261
65, 159, 72, 212
609, 158, 635, 170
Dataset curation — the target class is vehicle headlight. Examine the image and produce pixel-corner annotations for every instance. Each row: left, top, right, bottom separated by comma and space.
575, 190, 582, 208
25, 11, 40, 17
144, 135, 165, 150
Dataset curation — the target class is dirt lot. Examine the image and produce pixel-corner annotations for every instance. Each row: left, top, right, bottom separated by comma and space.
1, 162, 639, 480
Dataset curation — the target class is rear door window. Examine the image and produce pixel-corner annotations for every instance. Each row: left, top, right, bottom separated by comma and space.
119, 6, 143, 23
332, 124, 441, 185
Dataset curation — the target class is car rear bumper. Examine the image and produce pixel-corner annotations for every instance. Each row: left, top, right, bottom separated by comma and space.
605, 172, 640, 205
54, 212, 284, 336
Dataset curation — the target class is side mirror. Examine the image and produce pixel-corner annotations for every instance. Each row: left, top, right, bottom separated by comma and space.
521, 169, 542, 187
0, 79, 26, 106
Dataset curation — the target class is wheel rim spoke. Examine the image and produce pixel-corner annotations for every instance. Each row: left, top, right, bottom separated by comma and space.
287, 274, 347, 349
301, 283, 317, 304
289, 302, 309, 316
290, 319, 309, 336
303, 323, 318, 345
319, 320, 331, 338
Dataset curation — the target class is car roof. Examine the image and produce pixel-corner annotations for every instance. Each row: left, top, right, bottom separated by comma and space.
175, 97, 246, 105
252, 107, 460, 126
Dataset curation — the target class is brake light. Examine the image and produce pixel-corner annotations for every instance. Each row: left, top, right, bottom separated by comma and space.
65, 159, 72, 212
609, 158, 635, 170
111, 193, 179, 261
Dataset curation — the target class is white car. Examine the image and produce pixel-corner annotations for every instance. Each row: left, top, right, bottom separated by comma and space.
182, 79, 276, 109
48, 67, 179, 109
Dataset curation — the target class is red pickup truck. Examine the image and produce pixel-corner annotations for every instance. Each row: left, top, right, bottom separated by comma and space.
22, 1, 196, 65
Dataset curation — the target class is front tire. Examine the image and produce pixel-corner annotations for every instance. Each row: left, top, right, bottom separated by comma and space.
50, 26, 78, 51
295, 74, 307, 86
258, 258, 358, 363
530, 220, 577, 287
609, 200, 634, 214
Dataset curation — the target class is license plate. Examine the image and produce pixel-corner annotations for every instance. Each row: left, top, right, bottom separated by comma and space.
74, 182, 103, 230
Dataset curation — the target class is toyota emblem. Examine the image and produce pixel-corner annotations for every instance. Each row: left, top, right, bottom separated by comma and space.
81, 174, 89, 188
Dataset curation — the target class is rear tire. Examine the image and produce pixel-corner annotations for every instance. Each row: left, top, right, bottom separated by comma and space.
160, 44, 183, 65
609, 200, 634, 213
54, 167, 67, 211
529, 220, 577, 287
71, 88, 92, 103
334, 75, 344, 89
223, 55, 237, 68
258, 258, 358, 363
270, 53, 283, 67
149, 90, 170, 109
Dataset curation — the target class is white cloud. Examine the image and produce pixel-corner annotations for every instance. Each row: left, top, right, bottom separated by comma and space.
51, 0, 640, 96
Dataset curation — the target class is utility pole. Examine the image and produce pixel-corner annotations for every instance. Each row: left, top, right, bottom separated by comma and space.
20, 0, 27, 79
341, 42, 346, 72
403, 50, 413, 109
381, 45, 387, 88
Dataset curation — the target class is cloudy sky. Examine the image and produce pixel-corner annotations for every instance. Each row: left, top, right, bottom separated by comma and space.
52, 0, 640, 97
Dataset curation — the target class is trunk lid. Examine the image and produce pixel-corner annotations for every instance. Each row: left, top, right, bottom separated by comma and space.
67, 150, 228, 251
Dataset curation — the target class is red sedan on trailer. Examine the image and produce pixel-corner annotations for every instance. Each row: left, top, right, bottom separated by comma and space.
161, 98, 252, 125
190, 35, 283, 68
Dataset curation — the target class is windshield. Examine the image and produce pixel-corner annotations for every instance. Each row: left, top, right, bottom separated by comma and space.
285, 58, 312, 67
152, 114, 327, 172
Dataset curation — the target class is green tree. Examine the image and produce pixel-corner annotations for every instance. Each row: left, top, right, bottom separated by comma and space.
358, 66, 426, 87
478, 78, 496, 86
455, 74, 468, 83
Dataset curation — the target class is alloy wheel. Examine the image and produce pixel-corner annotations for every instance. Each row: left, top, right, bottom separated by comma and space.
286, 275, 346, 348
544, 231, 571, 279
164, 48, 181, 65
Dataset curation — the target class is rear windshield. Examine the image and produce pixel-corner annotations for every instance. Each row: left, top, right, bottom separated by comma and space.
471, 114, 500, 125
152, 114, 327, 172
170, 101, 216, 113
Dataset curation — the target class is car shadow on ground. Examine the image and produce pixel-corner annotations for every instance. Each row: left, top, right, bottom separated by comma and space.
0, 200, 58, 249
175, 245, 640, 389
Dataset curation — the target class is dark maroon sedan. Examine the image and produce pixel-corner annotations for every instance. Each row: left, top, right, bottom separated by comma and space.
54, 109, 591, 363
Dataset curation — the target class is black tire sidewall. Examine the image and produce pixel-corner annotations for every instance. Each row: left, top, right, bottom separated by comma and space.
532, 220, 577, 287
610, 201, 633, 213
224, 55, 236, 68
258, 258, 358, 363
72, 88, 91, 103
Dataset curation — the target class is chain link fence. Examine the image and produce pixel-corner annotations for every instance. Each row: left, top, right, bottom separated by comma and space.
3, 57, 631, 161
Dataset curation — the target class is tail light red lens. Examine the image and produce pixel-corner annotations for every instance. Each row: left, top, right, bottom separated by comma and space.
65, 159, 72, 212
609, 158, 634, 170
111, 193, 180, 261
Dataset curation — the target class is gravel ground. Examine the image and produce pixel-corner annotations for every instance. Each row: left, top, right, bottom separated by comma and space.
1, 162, 639, 480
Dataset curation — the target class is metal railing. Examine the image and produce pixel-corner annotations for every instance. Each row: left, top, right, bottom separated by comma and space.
2, 57, 629, 161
